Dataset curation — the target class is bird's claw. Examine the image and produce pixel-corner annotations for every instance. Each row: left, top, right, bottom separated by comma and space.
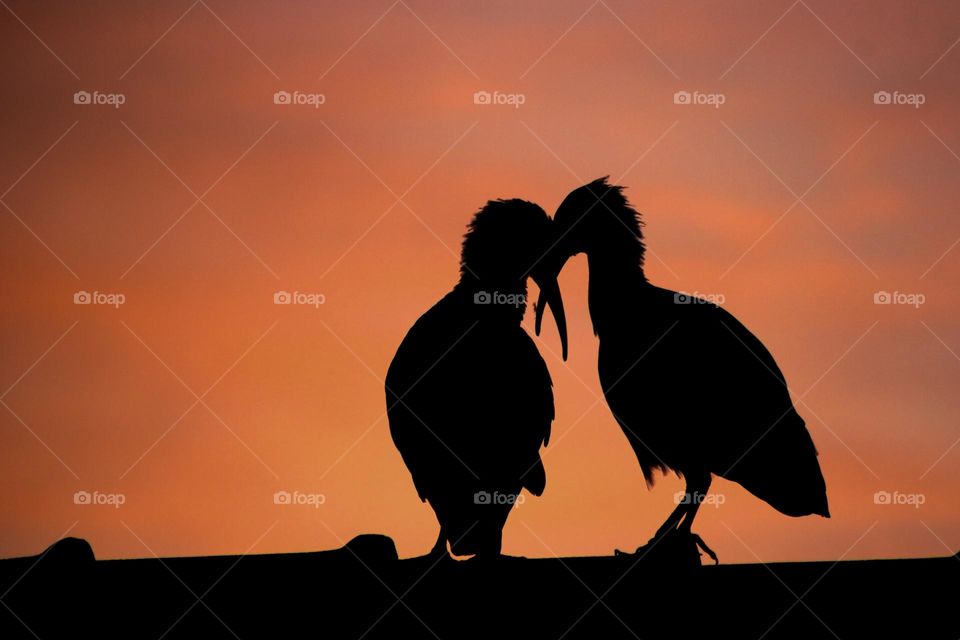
614, 530, 719, 566
690, 533, 719, 564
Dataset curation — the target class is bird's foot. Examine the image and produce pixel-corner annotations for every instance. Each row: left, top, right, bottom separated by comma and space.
615, 529, 718, 567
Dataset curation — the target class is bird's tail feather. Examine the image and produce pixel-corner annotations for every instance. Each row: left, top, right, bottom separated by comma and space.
725, 425, 830, 518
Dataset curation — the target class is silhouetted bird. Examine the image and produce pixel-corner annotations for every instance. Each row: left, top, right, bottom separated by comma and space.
387, 199, 567, 559
535, 178, 829, 563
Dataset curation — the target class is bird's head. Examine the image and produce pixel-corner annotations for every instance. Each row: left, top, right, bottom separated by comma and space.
551, 176, 645, 260
460, 198, 568, 359
533, 177, 646, 342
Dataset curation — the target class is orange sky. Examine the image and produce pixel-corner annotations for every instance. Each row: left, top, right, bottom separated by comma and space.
1, 0, 959, 564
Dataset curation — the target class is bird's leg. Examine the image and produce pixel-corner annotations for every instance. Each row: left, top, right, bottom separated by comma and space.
677, 474, 718, 564
648, 475, 710, 542
651, 501, 687, 541
617, 496, 686, 556
469, 529, 503, 562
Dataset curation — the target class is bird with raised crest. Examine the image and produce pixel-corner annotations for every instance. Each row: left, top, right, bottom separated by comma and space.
535, 178, 829, 565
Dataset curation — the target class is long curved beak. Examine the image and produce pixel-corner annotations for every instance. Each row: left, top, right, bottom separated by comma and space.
533, 256, 569, 361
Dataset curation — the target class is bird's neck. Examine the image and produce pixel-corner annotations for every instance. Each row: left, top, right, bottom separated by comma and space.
586, 253, 647, 337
